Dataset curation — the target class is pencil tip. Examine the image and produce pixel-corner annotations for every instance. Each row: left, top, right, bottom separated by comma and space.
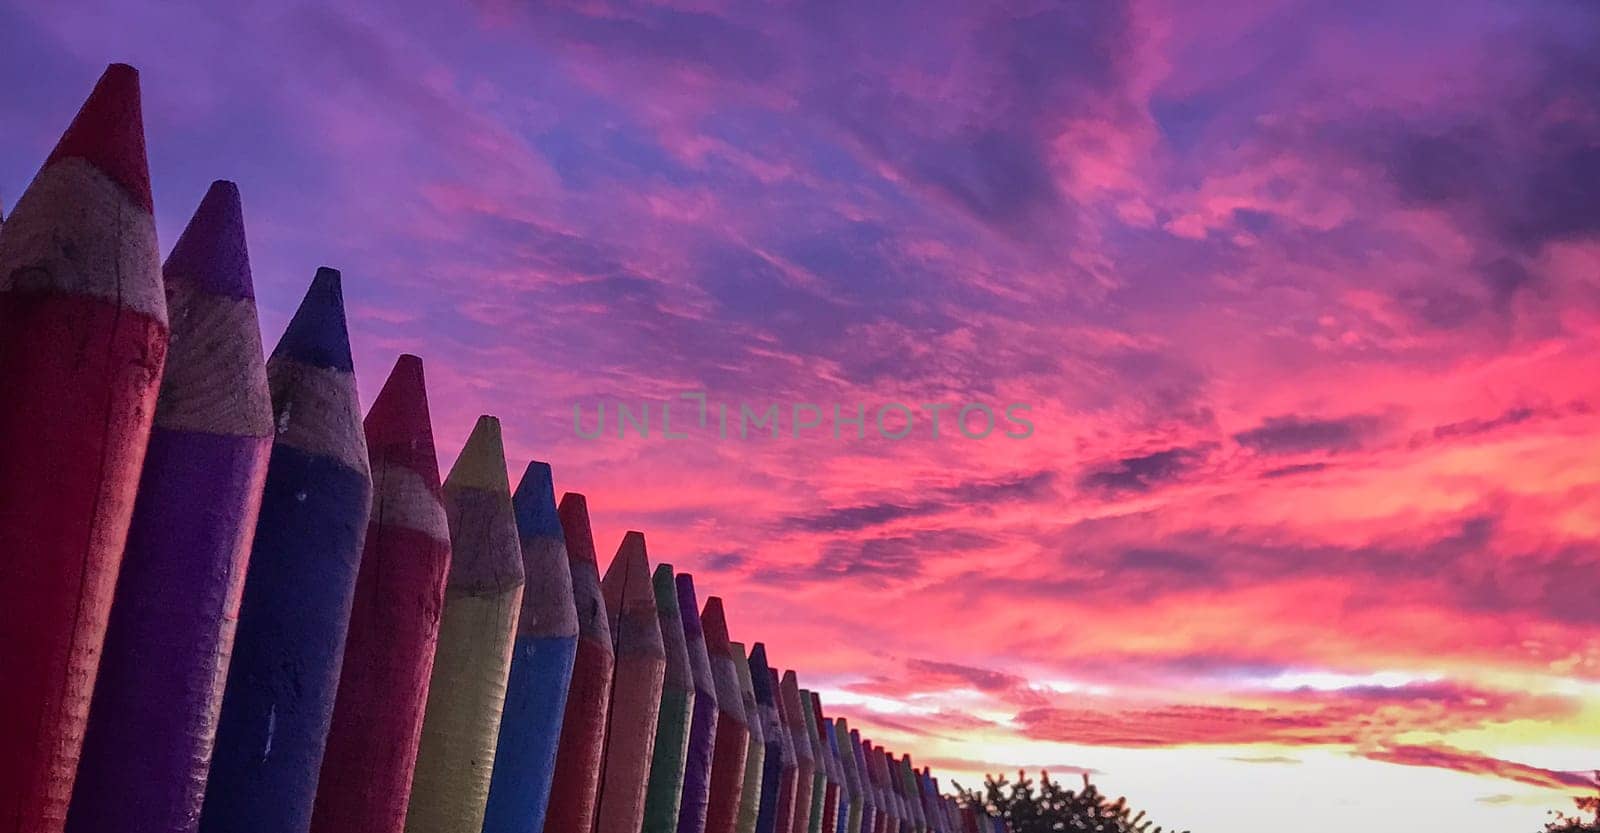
512, 461, 562, 539
164, 180, 252, 299
46, 62, 152, 212
557, 492, 597, 565
271, 268, 354, 371
445, 415, 511, 493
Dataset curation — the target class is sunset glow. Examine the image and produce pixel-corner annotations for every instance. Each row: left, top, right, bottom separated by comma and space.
3, 1, 1597, 830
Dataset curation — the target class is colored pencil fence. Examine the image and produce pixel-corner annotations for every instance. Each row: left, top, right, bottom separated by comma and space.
1, 62, 1011, 833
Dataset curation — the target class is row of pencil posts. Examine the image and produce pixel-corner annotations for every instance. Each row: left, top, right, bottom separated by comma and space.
0, 64, 1012, 833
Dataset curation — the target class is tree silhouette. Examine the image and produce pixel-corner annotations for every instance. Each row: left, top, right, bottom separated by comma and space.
1544, 779, 1600, 832
954, 770, 1186, 833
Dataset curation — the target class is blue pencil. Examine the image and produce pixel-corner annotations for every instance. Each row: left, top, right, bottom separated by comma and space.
199, 268, 372, 833
749, 645, 793, 833
482, 461, 580, 833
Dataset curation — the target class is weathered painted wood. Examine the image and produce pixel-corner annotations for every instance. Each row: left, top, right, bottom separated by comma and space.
674, 574, 718, 833
406, 416, 526, 833
779, 672, 815, 833
68, 180, 271, 833
541, 493, 613, 833
825, 720, 853, 833
749, 647, 794, 833
730, 642, 765, 833
898, 756, 926, 833
700, 597, 749, 833
201, 268, 372, 833
869, 745, 899, 833
915, 770, 934, 833
799, 691, 832, 833
811, 697, 845, 833
595, 532, 665, 833
641, 564, 694, 833
0, 63, 168, 833
309, 354, 451, 833
482, 461, 579, 833
929, 774, 950, 833
843, 725, 873, 833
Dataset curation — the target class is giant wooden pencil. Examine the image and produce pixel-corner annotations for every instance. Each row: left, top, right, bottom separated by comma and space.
309, 355, 451, 833
730, 642, 766, 833
0, 63, 167, 833
920, 774, 939, 833
821, 719, 843, 833
817, 706, 838, 833
861, 743, 885, 833
853, 726, 877, 833
915, 770, 936, 833
898, 756, 926, 833
799, 691, 833, 833
890, 755, 913, 833
858, 743, 879, 833
67, 181, 270, 833
700, 597, 750, 833
200, 268, 371, 833
780, 672, 816, 833
798, 690, 824, 833
482, 462, 579, 833
911, 768, 929, 833
641, 564, 694, 833
914, 761, 934, 833
959, 808, 977, 833
802, 694, 827, 833
749, 648, 794, 833
859, 742, 881, 833
885, 754, 906, 833
869, 746, 898, 833
813, 698, 848, 833
893, 755, 913, 833
845, 726, 874, 833
596, 532, 666, 833
542, 494, 613, 833
825, 720, 855, 833
406, 416, 527, 833
935, 774, 951, 833
673, 574, 717, 833
886, 750, 908, 833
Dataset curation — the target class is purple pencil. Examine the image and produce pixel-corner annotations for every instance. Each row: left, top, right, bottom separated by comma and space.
674, 574, 718, 833
66, 181, 271, 833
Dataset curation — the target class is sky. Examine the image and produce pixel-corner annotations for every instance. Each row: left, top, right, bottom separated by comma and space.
3, 1, 1598, 830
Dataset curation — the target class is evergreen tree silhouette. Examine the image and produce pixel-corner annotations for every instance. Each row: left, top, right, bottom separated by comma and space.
954, 770, 1186, 833
1545, 776, 1600, 832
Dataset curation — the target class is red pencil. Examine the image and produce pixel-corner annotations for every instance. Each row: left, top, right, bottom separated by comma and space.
699, 597, 750, 833
779, 672, 815, 833
542, 494, 614, 833
311, 355, 452, 833
0, 63, 167, 833
595, 532, 666, 833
